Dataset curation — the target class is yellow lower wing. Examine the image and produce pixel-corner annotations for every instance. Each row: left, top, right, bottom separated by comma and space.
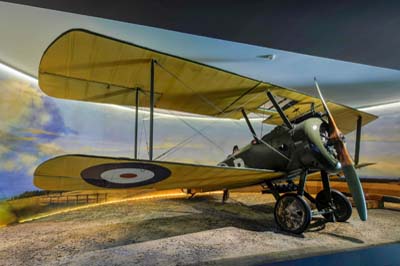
34, 155, 284, 191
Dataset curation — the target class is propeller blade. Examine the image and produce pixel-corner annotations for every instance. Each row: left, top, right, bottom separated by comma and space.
335, 140, 368, 221
314, 77, 333, 119
314, 77, 367, 221
342, 165, 368, 221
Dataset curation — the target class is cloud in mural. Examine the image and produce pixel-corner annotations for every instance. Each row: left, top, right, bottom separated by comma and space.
0, 69, 77, 197
0, 64, 400, 198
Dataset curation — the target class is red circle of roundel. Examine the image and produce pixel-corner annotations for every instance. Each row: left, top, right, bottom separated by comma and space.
120, 173, 137, 178
80, 162, 171, 188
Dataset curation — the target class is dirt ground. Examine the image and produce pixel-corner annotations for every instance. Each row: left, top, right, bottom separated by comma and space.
0, 192, 399, 266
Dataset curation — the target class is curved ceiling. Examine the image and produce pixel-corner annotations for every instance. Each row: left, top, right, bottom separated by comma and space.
0, 1, 399, 107
4, 0, 400, 70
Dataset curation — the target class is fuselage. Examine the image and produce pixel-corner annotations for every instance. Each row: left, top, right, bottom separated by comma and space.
220, 117, 341, 174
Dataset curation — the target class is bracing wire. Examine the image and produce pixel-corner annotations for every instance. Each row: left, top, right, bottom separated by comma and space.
155, 62, 224, 114
174, 116, 226, 154
135, 61, 228, 159
137, 111, 145, 158
260, 102, 266, 137
139, 61, 277, 160
153, 108, 226, 160
155, 128, 207, 160
142, 118, 150, 158
154, 135, 194, 160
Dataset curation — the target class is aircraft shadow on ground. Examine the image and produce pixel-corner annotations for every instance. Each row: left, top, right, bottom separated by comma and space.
89, 195, 331, 250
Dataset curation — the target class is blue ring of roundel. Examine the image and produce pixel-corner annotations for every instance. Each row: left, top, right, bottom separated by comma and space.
80, 162, 171, 188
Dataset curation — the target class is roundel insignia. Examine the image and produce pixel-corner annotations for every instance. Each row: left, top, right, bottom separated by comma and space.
80, 162, 171, 188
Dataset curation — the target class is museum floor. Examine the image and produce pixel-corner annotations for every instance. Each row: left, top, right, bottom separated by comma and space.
0, 192, 399, 266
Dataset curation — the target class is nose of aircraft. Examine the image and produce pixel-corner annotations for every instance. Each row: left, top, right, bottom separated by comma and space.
314, 77, 367, 221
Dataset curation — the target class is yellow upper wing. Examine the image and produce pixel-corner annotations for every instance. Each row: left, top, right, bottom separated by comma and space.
39, 29, 377, 133
34, 155, 284, 191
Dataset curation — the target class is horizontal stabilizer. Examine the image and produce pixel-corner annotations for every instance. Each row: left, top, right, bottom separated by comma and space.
355, 162, 377, 169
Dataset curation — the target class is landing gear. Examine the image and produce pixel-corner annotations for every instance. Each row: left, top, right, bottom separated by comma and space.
181, 188, 196, 199
316, 189, 352, 222
267, 170, 353, 234
222, 189, 230, 203
269, 170, 313, 234
274, 193, 312, 234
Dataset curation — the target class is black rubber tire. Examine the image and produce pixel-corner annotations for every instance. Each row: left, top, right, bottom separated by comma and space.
316, 189, 352, 222
274, 193, 312, 234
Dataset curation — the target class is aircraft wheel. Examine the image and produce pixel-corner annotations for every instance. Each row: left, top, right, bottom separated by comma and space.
274, 193, 312, 234
316, 189, 352, 222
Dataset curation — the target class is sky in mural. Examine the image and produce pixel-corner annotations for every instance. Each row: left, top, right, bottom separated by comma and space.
0, 63, 399, 198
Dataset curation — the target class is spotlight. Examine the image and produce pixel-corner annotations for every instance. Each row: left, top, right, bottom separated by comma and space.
257, 54, 276, 61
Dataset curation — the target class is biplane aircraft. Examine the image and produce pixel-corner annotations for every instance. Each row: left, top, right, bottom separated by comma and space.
34, 29, 377, 234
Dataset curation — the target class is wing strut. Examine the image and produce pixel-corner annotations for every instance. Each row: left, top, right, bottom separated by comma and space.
149, 59, 156, 161
134, 88, 140, 159
241, 109, 290, 161
266, 91, 293, 129
241, 109, 258, 143
354, 116, 362, 165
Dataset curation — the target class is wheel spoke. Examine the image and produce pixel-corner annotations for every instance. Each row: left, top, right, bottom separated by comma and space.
274, 193, 311, 234
316, 189, 352, 222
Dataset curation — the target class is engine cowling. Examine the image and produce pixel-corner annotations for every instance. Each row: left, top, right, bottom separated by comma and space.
219, 117, 341, 174
291, 117, 341, 173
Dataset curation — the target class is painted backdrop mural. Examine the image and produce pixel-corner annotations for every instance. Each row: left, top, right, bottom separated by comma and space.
1, 64, 399, 200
